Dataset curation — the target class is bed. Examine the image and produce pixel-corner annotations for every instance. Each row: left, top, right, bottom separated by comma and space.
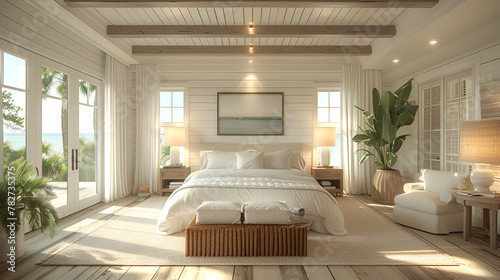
155, 144, 347, 236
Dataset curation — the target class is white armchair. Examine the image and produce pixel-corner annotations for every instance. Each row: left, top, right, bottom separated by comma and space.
393, 170, 469, 234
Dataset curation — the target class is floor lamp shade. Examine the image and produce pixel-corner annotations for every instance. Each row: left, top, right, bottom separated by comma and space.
315, 127, 336, 167
164, 127, 185, 166
460, 120, 500, 192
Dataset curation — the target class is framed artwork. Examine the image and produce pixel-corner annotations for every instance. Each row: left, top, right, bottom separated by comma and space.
217, 92, 284, 135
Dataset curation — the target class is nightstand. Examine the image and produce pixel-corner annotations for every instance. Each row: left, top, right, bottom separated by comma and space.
160, 167, 191, 196
311, 167, 344, 197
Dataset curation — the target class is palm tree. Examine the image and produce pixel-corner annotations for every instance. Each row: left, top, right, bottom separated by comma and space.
42, 68, 69, 160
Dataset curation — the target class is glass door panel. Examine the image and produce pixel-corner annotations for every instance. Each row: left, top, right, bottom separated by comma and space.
78, 80, 97, 200
2, 88, 26, 166
41, 67, 69, 209
2, 52, 27, 167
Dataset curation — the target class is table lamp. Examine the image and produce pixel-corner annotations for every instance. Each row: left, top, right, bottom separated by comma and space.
460, 120, 500, 193
164, 127, 185, 166
315, 127, 336, 167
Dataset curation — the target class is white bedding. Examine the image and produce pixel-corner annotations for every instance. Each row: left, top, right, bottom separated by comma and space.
155, 169, 347, 236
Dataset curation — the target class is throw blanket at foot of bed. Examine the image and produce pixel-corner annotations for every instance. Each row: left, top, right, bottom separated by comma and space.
156, 169, 347, 236
185, 218, 308, 257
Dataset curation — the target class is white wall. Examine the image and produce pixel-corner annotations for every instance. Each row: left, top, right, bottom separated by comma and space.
128, 56, 348, 173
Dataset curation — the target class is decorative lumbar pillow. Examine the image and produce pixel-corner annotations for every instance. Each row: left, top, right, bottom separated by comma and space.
243, 201, 291, 224
237, 151, 264, 169
263, 149, 292, 169
196, 201, 242, 225
206, 151, 237, 169
421, 169, 468, 193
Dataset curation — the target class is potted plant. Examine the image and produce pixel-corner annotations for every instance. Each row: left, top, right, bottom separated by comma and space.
352, 79, 418, 204
0, 160, 59, 260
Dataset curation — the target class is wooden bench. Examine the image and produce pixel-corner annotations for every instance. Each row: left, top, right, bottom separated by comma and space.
185, 218, 308, 257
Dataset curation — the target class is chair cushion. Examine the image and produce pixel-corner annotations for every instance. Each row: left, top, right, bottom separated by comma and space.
421, 169, 468, 193
394, 191, 462, 215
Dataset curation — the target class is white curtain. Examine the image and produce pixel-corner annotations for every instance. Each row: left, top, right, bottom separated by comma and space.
104, 54, 130, 202
134, 65, 160, 194
342, 65, 382, 194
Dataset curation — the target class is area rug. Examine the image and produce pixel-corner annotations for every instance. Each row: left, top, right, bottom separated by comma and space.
42, 196, 458, 266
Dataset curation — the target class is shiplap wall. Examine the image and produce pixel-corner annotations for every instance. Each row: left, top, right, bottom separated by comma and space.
128, 56, 345, 174
0, 0, 106, 78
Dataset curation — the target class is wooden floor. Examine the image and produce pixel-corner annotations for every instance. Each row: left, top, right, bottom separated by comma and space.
1, 195, 500, 280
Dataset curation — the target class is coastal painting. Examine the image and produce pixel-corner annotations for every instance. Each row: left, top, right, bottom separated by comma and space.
218, 92, 283, 135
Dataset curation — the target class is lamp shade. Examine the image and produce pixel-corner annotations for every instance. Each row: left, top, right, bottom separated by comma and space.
164, 127, 185, 146
315, 127, 336, 147
460, 120, 500, 165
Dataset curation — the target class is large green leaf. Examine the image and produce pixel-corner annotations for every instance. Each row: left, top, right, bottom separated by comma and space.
386, 152, 398, 169
381, 105, 392, 143
395, 79, 413, 109
372, 88, 381, 120
359, 153, 374, 164
352, 134, 370, 142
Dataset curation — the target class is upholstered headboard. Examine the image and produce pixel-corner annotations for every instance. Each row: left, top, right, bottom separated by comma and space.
191, 142, 312, 173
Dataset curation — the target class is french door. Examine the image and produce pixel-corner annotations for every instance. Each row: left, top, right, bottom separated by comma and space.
39, 59, 102, 218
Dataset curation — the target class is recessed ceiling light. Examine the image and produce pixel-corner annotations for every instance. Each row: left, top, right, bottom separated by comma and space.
393, 59, 399, 63
249, 59, 253, 63
429, 40, 438, 45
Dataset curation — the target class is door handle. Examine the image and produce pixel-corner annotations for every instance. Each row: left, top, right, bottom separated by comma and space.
71, 149, 75, 170
76, 149, 79, 170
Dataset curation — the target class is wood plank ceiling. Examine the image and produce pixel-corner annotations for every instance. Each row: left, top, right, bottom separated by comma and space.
64, 0, 439, 56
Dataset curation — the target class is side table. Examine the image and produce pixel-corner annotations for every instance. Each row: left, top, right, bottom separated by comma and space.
311, 167, 343, 197
160, 166, 191, 196
455, 192, 500, 249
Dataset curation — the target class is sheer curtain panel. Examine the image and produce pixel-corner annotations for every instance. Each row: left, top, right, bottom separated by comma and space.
341, 65, 382, 194
104, 54, 130, 202
134, 65, 160, 194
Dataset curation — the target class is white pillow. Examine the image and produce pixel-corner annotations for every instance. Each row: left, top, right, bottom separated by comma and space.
290, 152, 306, 171
237, 151, 264, 169
263, 149, 292, 169
199, 151, 210, 170
421, 169, 468, 193
196, 201, 242, 225
206, 151, 237, 169
243, 201, 291, 224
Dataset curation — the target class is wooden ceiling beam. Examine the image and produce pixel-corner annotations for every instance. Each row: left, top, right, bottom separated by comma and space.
108, 25, 396, 38
132, 45, 372, 55
65, 0, 439, 8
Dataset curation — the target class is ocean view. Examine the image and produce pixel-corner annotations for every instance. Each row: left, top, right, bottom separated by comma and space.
4, 133, 95, 151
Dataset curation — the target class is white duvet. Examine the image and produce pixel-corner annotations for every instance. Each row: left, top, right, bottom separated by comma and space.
155, 169, 347, 236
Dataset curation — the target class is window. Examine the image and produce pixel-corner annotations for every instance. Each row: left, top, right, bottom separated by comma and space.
420, 81, 442, 171
444, 70, 474, 173
160, 89, 185, 166
2, 51, 27, 167
419, 70, 474, 173
317, 91, 341, 123
160, 91, 184, 123
316, 90, 342, 167
480, 78, 500, 179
